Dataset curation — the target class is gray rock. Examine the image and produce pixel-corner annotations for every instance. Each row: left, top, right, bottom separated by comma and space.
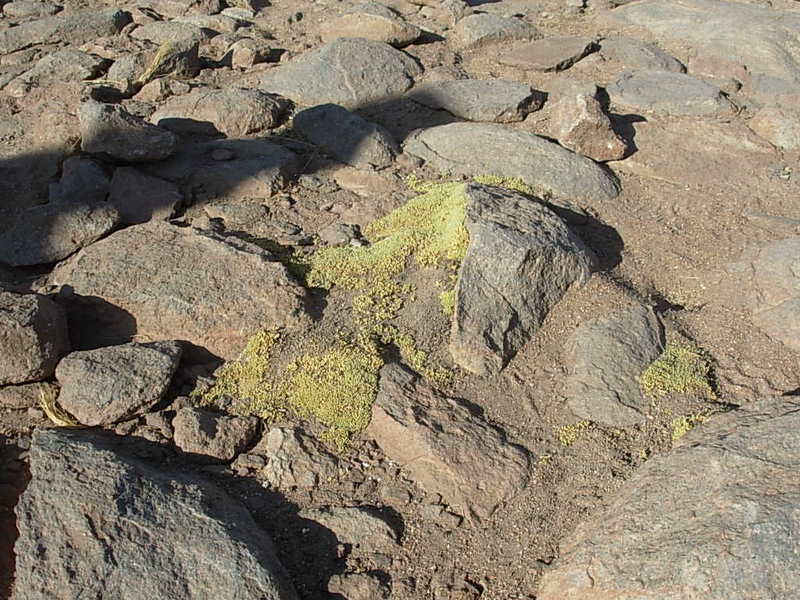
550, 92, 627, 162
49, 221, 309, 360
151, 88, 289, 137
293, 104, 398, 169
49, 156, 110, 205
318, 222, 360, 246
55, 341, 182, 426
537, 398, 800, 600
607, 70, 733, 116
108, 167, 183, 225
563, 304, 664, 427
0, 201, 120, 267
130, 21, 214, 44
598, 36, 685, 73
406, 79, 543, 123
230, 37, 272, 68
319, 2, 421, 47
0, 290, 69, 386
173, 407, 259, 461
749, 106, 800, 150
13, 428, 299, 600
2, 0, 62, 18
79, 101, 177, 163
500, 36, 599, 72
299, 505, 398, 555
259, 38, 422, 109
254, 427, 339, 489
451, 184, 596, 375
448, 13, 539, 51
0, 8, 131, 54
403, 122, 620, 202
4, 48, 108, 97
367, 363, 532, 520
0, 382, 58, 409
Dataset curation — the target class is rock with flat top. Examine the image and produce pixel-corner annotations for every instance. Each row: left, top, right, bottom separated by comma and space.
500, 36, 598, 72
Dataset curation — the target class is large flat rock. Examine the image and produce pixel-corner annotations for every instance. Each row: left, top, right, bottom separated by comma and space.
49, 221, 309, 360
451, 184, 596, 375
13, 428, 298, 600
537, 398, 800, 599
403, 123, 620, 203
607, 70, 733, 116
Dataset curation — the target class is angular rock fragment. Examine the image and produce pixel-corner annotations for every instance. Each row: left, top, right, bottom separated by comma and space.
131, 21, 214, 45
537, 398, 800, 600
550, 92, 627, 161
0, 201, 120, 267
0, 290, 69, 386
299, 505, 399, 554
448, 13, 539, 51
406, 79, 543, 123
403, 122, 619, 202
255, 427, 339, 489
319, 2, 421, 47
259, 38, 421, 109
563, 304, 664, 426
367, 363, 532, 520
293, 104, 398, 169
13, 428, 299, 600
49, 221, 308, 360
49, 156, 110, 205
451, 184, 596, 375
79, 100, 177, 162
151, 88, 289, 137
607, 70, 733, 116
4, 48, 108, 97
55, 341, 182, 426
108, 167, 182, 225
598, 36, 685, 73
173, 407, 259, 461
500, 36, 599, 72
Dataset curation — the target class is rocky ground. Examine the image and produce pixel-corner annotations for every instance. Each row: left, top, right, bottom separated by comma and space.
1, 0, 799, 598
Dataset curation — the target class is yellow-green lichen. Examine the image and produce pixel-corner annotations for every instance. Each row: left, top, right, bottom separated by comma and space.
557, 420, 592, 447
670, 414, 708, 441
473, 175, 536, 196
639, 342, 715, 399
439, 288, 456, 316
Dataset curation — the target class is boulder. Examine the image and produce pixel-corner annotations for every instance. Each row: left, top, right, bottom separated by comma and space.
259, 38, 422, 109
49, 221, 308, 360
403, 122, 620, 202
0, 290, 69, 386
319, 2, 421, 47
0, 201, 120, 267
151, 88, 289, 137
55, 341, 183, 426
451, 184, 596, 375
4, 48, 109, 97
563, 304, 664, 427
108, 167, 183, 225
448, 13, 539, 50
598, 36, 685, 73
406, 79, 543, 123
367, 363, 532, 520
500, 36, 599, 72
79, 101, 177, 163
172, 407, 259, 461
606, 70, 733, 116
13, 428, 299, 600
293, 104, 398, 169
537, 398, 800, 600
49, 156, 110, 205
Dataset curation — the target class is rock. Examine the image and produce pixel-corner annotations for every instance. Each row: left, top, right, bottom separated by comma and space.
448, 13, 539, 51
49, 156, 110, 205
451, 184, 596, 375
136, 38, 201, 85
130, 21, 214, 45
49, 221, 308, 360
175, 14, 242, 33
142, 0, 223, 18
607, 70, 733, 116
151, 88, 289, 137
328, 573, 390, 600
0, 382, 57, 409
259, 38, 422, 109
319, 2, 421, 47
4, 48, 109, 97
537, 397, 800, 600
749, 106, 800, 150
55, 341, 182, 426
0, 8, 131, 54
13, 428, 299, 600
0, 291, 68, 386
598, 36, 685, 73
403, 123, 620, 203
318, 222, 360, 246
2, 0, 61, 18
230, 37, 272, 68
249, 427, 337, 488
739, 237, 800, 353
563, 304, 664, 426
550, 92, 627, 162
79, 101, 177, 163
172, 407, 259, 462
293, 104, 398, 169
108, 167, 183, 225
0, 201, 120, 267
299, 505, 398, 554
500, 36, 599, 72
406, 79, 543, 123
367, 363, 531, 520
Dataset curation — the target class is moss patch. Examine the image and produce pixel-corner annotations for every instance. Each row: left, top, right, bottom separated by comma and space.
557, 420, 592, 447
639, 342, 715, 399
671, 414, 708, 441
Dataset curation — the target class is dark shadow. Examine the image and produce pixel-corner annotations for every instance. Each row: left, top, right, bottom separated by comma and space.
609, 113, 646, 159
0, 435, 29, 600
544, 203, 624, 272
783, 388, 800, 397
53, 288, 138, 351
